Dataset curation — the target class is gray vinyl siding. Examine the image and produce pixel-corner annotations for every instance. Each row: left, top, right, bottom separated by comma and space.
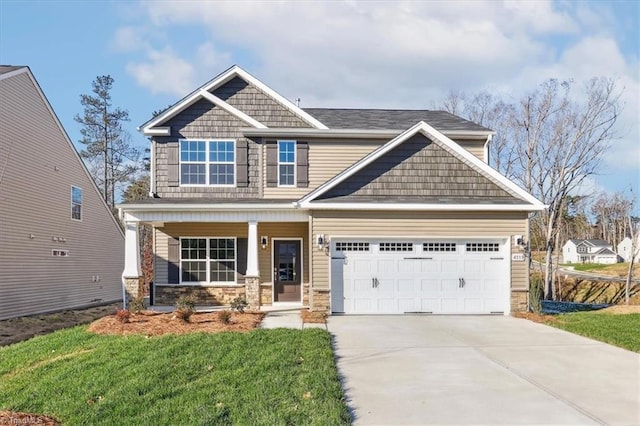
310, 210, 529, 292
316, 134, 524, 203
0, 70, 124, 320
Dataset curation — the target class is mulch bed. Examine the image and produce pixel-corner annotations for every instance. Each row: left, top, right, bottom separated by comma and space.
87, 310, 265, 336
0, 411, 60, 425
512, 312, 558, 323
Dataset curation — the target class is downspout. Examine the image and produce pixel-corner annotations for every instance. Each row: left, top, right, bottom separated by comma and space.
484, 134, 492, 164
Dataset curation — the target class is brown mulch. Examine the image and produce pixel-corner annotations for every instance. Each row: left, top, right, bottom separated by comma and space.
0, 303, 120, 347
87, 311, 265, 336
0, 411, 60, 425
595, 305, 640, 314
300, 309, 327, 324
512, 312, 557, 324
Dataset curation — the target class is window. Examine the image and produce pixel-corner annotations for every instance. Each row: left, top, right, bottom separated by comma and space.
466, 242, 500, 252
335, 242, 370, 252
180, 238, 236, 284
423, 242, 457, 252
577, 245, 587, 253
52, 249, 69, 257
71, 186, 82, 220
180, 139, 235, 186
278, 140, 296, 186
380, 242, 413, 252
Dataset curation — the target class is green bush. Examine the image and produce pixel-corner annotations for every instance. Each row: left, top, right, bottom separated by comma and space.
230, 296, 248, 313
530, 273, 543, 313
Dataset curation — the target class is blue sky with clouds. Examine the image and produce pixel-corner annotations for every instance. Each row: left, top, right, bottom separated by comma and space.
1, 0, 638, 201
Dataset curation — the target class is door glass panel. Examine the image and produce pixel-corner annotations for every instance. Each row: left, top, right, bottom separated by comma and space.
278, 243, 297, 282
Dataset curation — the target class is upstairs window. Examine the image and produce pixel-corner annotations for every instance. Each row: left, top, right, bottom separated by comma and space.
278, 140, 296, 186
180, 139, 235, 186
71, 186, 82, 220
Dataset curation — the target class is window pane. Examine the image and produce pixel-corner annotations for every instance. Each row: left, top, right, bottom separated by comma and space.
182, 261, 207, 282
71, 204, 81, 220
181, 238, 207, 259
72, 187, 82, 204
181, 140, 205, 162
279, 164, 294, 186
181, 164, 206, 184
279, 141, 295, 163
210, 164, 234, 185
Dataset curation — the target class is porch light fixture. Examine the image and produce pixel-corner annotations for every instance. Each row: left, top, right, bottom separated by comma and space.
261, 236, 268, 249
316, 234, 326, 249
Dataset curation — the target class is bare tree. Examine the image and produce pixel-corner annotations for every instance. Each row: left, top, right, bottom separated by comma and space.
75, 75, 140, 210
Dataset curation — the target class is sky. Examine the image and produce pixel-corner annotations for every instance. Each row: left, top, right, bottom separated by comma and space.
1, 0, 639, 204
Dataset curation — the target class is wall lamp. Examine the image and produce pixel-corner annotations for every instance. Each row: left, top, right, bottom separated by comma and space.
316, 234, 328, 250
261, 236, 268, 249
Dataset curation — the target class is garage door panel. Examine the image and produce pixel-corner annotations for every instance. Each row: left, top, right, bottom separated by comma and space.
421, 260, 439, 273
332, 238, 509, 315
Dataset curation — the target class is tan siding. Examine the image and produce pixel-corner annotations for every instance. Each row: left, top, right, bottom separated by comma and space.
310, 210, 528, 291
154, 222, 308, 285
0, 71, 124, 320
263, 139, 380, 199
452, 138, 486, 162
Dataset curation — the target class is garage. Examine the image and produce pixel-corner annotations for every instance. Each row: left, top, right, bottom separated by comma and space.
330, 239, 510, 315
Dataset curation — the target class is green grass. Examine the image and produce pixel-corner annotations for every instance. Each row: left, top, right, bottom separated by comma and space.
570, 263, 615, 272
546, 312, 640, 352
0, 327, 350, 425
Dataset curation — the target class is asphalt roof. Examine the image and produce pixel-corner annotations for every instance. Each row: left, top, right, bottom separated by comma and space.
0, 66, 26, 75
303, 108, 493, 132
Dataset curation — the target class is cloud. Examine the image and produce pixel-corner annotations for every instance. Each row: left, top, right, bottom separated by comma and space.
117, 0, 638, 190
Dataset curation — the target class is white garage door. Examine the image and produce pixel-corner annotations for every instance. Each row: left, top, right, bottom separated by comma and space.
330, 239, 510, 315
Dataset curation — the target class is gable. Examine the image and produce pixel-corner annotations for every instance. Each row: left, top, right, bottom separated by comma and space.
315, 134, 525, 204
141, 66, 327, 134
212, 77, 311, 128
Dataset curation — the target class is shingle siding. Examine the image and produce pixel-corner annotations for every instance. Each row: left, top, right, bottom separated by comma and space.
317, 134, 523, 203
213, 77, 311, 128
154, 99, 261, 198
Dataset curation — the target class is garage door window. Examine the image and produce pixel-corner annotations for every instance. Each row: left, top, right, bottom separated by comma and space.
423, 242, 456, 252
379, 242, 413, 252
466, 242, 500, 252
335, 242, 370, 252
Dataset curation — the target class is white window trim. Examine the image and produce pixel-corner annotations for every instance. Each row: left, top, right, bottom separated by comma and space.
71, 186, 82, 221
179, 237, 238, 285
179, 139, 237, 187
277, 140, 296, 187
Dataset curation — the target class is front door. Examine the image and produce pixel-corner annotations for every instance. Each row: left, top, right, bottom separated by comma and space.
274, 240, 301, 302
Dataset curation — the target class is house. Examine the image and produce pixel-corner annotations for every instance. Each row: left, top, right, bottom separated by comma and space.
0, 66, 124, 320
118, 65, 545, 315
562, 239, 618, 264
618, 236, 640, 263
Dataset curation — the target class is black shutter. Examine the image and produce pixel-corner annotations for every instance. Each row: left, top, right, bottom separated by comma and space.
296, 141, 309, 188
167, 142, 179, 187
236, 140, 249, 187
236, 238, 248, 279
168, 237, 180, 284
266, 141, 278, 187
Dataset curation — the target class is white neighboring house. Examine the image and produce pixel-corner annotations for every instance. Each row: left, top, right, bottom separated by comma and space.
562, 239, 619, 264
617, 236, 640, 263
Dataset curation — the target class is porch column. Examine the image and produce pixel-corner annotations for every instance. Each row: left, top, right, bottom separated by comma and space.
122, 221, 142, 308
245, 221, 260, 309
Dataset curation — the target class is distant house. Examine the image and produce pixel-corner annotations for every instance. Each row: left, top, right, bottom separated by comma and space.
0, 66, 124, 320
562, 239, 618, 264
618, 236, 640, 263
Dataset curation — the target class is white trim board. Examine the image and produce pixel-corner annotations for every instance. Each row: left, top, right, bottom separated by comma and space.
140, 65, 327, 134
298, 121, 546, 210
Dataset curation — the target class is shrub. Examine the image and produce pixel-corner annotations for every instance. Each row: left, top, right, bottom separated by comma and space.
230, 296, 248, 313
530, 273, 543, 314
174, 294, 197, 322
217, 310, 232, 324
115, 308, 131, 323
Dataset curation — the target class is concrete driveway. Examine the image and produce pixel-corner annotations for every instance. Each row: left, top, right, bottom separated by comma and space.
328, 315, 639, 425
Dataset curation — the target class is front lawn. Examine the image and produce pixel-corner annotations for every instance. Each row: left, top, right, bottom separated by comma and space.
545, 312, 640, 352
0, 326, 350, 425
